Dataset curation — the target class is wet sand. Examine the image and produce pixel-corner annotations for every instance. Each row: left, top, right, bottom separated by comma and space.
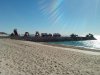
0, 38, 100, 75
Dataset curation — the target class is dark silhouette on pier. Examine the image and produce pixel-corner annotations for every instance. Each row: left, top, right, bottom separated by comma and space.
24, 32, 29, 37
10, 29, 19, 37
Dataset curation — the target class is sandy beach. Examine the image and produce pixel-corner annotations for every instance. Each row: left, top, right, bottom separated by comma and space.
0, 38, 100, 75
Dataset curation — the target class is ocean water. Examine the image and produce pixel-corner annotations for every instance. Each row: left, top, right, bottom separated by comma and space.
49, 35, 100, 50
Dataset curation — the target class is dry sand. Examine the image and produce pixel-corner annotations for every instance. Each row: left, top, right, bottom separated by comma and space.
0, 38, 100, 75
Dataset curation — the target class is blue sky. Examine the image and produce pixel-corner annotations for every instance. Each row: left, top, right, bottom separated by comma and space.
0, 0, 100, 35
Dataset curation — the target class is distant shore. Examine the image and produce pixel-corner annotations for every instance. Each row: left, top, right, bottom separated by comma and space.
0, 38, 100, 75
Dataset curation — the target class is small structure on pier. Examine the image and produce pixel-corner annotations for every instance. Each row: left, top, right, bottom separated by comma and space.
41, 33, 52, 37
86, 33, 94, 39
70, 34, 78, 38
53, 33, 61, 37
24, 32, 29, 37
35, 31, 40, 37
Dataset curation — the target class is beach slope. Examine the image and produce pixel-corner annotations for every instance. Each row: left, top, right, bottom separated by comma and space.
0, 39, 100, 75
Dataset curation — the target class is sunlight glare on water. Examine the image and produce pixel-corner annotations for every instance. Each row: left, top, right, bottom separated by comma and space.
49, 35, 100, 50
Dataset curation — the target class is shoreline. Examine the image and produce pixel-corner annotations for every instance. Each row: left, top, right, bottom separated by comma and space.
40, 42, 100, 52
1, 38, 100, 52
1, 38, 100, 53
